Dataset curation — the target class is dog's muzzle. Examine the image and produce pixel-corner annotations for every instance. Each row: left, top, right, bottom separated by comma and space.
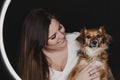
89, 40, 99, 48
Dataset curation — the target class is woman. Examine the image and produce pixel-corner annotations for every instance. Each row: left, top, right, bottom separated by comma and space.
18, 8, 101, 80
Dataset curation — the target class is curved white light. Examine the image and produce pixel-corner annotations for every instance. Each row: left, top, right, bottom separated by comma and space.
0, 0, 21, 80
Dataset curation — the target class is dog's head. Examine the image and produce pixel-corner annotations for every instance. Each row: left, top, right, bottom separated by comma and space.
76, 26, 112, 50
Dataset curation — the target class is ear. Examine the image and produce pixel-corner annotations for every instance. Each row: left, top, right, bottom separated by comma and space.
78, 27, 87, 34
99, 26, 106, 33
99, 26, 111, 43
102, 33, 112, 44
76, 28, 85, 44
76, 35, 85, 44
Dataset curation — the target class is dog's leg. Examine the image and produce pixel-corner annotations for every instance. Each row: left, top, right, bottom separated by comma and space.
67, 57, 88, 80
67, 65, 80, 80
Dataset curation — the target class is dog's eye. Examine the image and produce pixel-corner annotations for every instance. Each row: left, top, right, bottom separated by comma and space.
86, 35, 91, 39
96, 34, 101, 38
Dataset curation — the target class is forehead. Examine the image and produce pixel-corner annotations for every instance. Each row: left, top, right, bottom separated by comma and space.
49, 19, 59, 36
86, 29, 101, 35
50, 19, 59, 27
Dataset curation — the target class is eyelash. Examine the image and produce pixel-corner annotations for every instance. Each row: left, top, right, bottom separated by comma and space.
51, 35, 56, 40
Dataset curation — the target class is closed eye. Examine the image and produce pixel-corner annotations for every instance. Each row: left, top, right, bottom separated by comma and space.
49, 24, 63, 40
49, 33, 56, 40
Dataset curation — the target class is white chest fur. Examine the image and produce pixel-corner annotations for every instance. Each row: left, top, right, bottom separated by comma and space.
80, 59, 105, 69
85, 47, 104, 58
80, 46, 105, 69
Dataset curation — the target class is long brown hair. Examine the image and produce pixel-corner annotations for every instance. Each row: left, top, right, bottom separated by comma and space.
18, 8, 56, 80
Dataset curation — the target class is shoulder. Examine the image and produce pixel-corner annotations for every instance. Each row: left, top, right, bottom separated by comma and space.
66, 32, 80, 50
66, 32, 80, 40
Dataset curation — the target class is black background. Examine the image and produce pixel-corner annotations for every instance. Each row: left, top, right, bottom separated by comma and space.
0, 0, 120, 80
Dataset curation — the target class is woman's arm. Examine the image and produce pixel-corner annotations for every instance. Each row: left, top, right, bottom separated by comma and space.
75, 61, 100, 80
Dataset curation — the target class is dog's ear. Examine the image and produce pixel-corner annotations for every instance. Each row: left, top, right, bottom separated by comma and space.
83, 27, 87, 34
99, 26, 106, 33
99, 26, 112, 44
102, 33, 112, 44
76, 28, 85, 44
78, 27, 87, 34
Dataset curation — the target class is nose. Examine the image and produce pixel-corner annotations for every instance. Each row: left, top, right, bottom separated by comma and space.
89, 40, 98, 48
92, 40, 97, 45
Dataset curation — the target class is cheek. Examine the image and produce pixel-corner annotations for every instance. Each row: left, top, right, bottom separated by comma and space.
47, 39, 57, 46
61, 26, 65, 33
98, 38, 102, 43
86, 39, 90, 45
63, 27, 65, 32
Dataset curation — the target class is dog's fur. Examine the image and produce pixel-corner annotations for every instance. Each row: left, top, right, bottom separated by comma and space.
68, 27, 114, 80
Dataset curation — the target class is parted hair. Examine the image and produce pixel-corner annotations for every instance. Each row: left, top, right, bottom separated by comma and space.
18, 8, 56, 80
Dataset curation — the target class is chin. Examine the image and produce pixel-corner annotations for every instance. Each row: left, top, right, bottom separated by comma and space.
68, 26, 115, 80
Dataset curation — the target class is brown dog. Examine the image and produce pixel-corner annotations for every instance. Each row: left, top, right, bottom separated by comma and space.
68, 27, 114, 80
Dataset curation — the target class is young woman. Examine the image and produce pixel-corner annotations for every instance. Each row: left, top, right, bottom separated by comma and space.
18, 8, 101, 80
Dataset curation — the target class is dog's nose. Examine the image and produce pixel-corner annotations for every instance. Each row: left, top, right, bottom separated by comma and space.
90, 40, 98, 48
92, 40, 97, 45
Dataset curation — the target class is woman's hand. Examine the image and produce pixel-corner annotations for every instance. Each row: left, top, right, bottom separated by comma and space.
75, 61, 101, 80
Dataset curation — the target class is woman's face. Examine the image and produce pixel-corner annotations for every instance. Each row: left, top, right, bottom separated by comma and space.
45, 19, 67, 51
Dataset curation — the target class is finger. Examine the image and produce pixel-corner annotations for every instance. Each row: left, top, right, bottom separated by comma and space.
82, 60, 96, 71
89, 66, 101, 75
92, 77, 100, 80
89, 72, 100, 80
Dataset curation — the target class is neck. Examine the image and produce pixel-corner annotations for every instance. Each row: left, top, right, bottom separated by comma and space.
43, 46, 68, 71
